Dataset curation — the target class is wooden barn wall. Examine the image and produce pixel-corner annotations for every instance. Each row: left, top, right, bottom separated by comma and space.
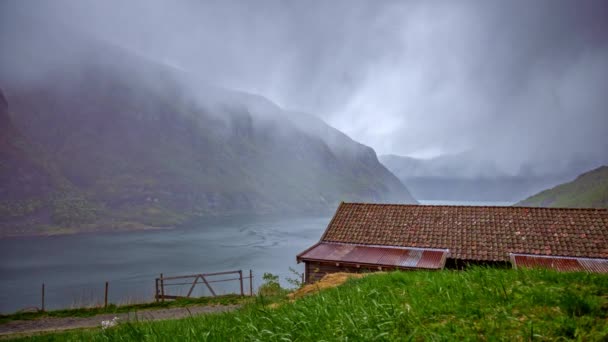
304, 261, 398, 284
445, 258, 510, 270
304, 259, 511, 283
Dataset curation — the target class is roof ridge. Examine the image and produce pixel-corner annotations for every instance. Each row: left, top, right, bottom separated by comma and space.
341, 202, 608, 211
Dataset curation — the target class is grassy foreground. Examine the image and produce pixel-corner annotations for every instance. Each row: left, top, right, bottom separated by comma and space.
14, 268, 608, 341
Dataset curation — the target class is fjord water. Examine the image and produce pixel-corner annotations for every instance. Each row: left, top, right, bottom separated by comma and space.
0, 201, 513, 314
0, 215, 329, 313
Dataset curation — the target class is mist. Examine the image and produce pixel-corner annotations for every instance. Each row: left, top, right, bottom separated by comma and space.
1, 0, 607, 177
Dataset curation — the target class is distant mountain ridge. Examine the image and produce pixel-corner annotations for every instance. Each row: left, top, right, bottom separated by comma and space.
0, 46, 415, 236
517, 166, 608, 208
379, 154, 585, 202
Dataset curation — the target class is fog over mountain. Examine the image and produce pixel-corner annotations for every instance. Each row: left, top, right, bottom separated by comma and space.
380, 153, 592, 202
3, 0, 607, 179
0, 4, 418, 236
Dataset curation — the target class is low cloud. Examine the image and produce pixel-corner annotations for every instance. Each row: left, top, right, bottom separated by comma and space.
1, 0, 607, 176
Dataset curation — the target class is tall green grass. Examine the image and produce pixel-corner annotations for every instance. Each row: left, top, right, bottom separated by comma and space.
14, 268, 608, 341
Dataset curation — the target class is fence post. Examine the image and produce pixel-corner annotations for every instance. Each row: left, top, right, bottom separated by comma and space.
41, 283, 45, 312
249, 269, 253, 296
104, 281, 109, 308
239, 270, 244, 296
155, 278, 159, 303
160, 273, 165, 302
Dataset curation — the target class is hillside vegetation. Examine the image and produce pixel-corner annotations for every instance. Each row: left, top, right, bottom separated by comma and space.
517, 166, 608, 208
17, 268, 608, 341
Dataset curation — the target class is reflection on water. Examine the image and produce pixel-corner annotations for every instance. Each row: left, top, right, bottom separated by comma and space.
0, 215, 329, 313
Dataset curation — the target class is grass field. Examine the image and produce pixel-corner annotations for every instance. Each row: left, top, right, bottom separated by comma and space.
11, 268, 608, 341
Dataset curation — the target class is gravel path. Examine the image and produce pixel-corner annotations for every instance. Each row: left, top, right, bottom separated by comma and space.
0, 304, 241, 338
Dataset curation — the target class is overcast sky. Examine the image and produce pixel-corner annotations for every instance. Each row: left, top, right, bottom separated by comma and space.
2, 0, 607, 175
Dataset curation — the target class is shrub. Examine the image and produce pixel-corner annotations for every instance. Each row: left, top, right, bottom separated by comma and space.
258, 272, 283, 297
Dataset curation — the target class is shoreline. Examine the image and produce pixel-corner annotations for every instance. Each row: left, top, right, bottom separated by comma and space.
0, 223, 175, 240
0, 208, 337, 240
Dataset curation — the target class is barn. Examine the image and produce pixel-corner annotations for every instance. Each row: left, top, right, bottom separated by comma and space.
296, 202, 608, 283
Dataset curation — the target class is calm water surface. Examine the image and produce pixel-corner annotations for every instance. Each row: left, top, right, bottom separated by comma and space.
0, 215, 329, 313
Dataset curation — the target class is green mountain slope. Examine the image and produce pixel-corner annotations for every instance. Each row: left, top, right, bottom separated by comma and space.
0, 47, 414, 236
517, 166, 608, 208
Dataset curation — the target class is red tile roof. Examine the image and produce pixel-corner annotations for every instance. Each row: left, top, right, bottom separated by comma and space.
318, 203, 608, 262
510, 253, 608, 273
297, 242, 449, 269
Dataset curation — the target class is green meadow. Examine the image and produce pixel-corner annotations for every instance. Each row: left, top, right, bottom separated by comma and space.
11, 268, 608, 341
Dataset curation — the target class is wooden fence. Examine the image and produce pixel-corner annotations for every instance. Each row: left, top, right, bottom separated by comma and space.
11, 270, 254, 313
155, 269, 253, 302
37, 280, 111, 312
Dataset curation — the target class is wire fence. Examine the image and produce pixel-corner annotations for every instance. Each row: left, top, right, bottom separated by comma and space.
4, 269, 255, 314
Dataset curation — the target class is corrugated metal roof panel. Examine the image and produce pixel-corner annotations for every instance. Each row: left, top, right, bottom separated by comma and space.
298, 242, 449, 269
579, 259, 608, 273
375, 248, 405, 266
510, 253, 608, 273
416, 250, 448, 269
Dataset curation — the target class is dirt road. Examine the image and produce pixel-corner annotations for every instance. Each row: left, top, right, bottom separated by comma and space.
0, 304, 241, 338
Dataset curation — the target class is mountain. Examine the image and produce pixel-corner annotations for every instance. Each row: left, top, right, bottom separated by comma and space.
0, 45, 414, 237
0, 87, 61, 231
379, 154, 580, 202
517, 166, 608, 208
